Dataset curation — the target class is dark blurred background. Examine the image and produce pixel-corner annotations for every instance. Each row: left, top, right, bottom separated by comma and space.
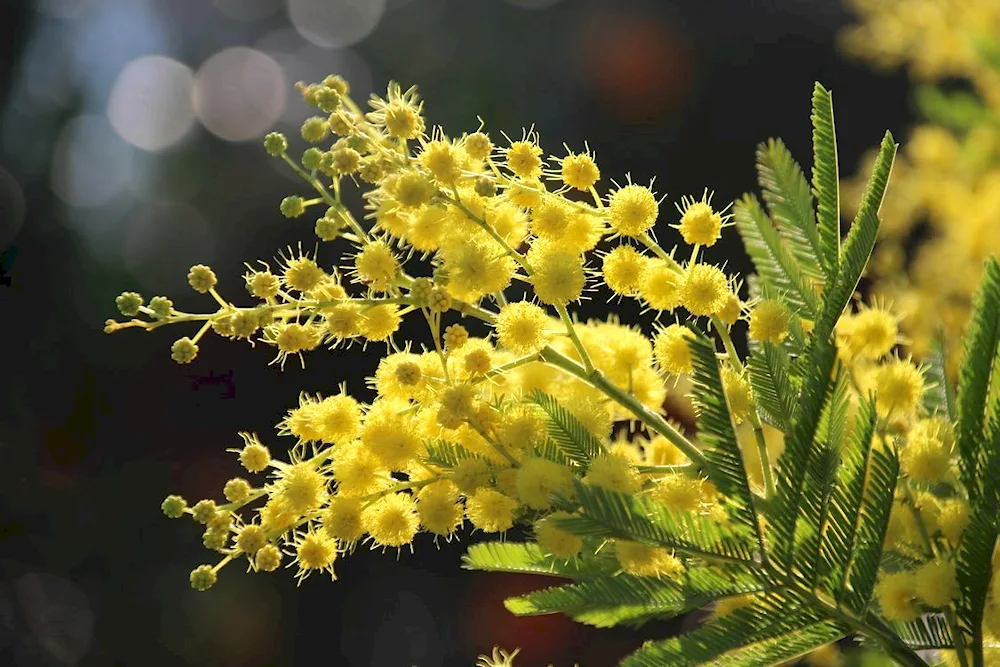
0, 0, 913, 665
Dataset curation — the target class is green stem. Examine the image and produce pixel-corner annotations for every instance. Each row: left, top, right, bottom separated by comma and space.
555, 303, 595, 375
539, 346, 708, 471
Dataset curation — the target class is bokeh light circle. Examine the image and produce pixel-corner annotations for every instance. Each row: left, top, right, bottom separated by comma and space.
286, 0, 386, 48
193, 47, 286, 142
51, 115, 133, 208
107, 55, 196, 152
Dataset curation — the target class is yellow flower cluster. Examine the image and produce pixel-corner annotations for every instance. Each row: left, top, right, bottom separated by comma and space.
842, 0, 1000, 369
109, 73, 759, 589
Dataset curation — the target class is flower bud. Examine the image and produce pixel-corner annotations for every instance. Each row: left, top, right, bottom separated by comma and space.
115, 291, 143, 317
280, 196, 306, 219
148, 296, 173, 320
161, 494, 187, 519
187, 265, 217, 294
189, 565, 217, 591
263, 132, 287, 157
171, 337, 199, 364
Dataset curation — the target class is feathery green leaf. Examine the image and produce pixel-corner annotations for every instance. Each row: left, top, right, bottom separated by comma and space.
811, 82, 841, 274
530, 390, 605, 467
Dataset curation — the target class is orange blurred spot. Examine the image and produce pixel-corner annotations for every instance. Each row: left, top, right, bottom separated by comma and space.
576, 9, 694, 122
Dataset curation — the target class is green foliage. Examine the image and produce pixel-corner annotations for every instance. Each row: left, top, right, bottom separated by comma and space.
811, 82, 841, 273
461, 84, 1000, 667
529, 390, 605, 467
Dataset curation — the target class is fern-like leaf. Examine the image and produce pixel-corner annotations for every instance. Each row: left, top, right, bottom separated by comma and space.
687, 330, 760, 535
552, 480, 758, 565
755, 138, 825, 282
530, 390, 605, 467
955, 257, 1000, 494
747, 342, 797, 432
811, 82, 841, 274
619, 594, 826, 667
423, 439, 486, 468
891, 614, 954, 650
733, 193, 819, 317
461, 541, 619, 580
843, 444, 900, 614
503, 567, 766, 629
820, 397, 878, 601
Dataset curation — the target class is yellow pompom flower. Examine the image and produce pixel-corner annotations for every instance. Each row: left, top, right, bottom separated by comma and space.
496, 405, 548, 453
361, 401, 423, 470
718, 291, 742, 325
675, 192, 724, 247
560, 152, 600, 191
614, 541, 683, 579
358, 304, 403, 342
418, 138, 463, 184
838, 303, 899, 360
804, 643, 843, 667
534, 512, 583, 558
363, 493, 420, 548
321, 495, 365, 543
938, 498, 970, 545
721, 366, 752, 423
466, 488, 519, 533
451, 457, 492, 494
680, 264, 730, 316
602, 245, 647, 296
915, 559, 958, 609
608, 183, 658, 237
505, 139, 543, 179
643, 435, 688, 466
748, 299, 790, 344
527, 242, 586, 306
416, 480, 464, 537
292, 530, 338, 582
584, 453, 641, 493
274, 461, 328, 514
495, 301, 551, 354
329, 442, 391, 497
313, 393, 363, 444
648, 474, 705, 512
873, 358, 925, 417
653, 324, 695, 375
875, 571, 920, 621
515, 457, 576, 510
640, 261, 682, 311
463, 131, 492, 161
407, 205, 447, 252
530, 200, 571, 239
354, 240, 400, 291
900, 428, 952, 482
